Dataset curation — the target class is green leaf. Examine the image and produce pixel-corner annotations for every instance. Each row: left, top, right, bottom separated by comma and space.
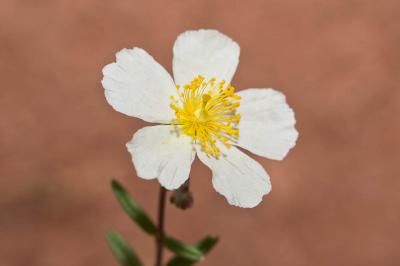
195, 236, 219, 254
163, 236, 204, 261
106, 229, 143, 266
111, 179, 157, 235
167, 236, 219, 266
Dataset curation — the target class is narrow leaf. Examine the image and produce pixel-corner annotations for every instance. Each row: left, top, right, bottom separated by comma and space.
167, 236, 219, 266
106, 229, 143, 266
163, 236, 204, 261
111, 179, 157, 235
195, 236, 219, 254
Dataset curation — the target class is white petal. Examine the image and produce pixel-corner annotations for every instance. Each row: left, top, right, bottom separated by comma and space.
102, 48, 177, 123
236, 88, 298, 160
197, 146, 271, 208
126, 125, 195, 189
173, 29, 240, 85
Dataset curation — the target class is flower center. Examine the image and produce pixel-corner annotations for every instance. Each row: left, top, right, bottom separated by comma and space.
170, 75, 241, 158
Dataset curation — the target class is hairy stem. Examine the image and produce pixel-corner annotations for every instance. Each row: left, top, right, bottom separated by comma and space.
155, 186, 166, 266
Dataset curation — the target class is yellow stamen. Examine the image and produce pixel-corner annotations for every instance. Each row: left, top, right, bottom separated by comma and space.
170, 75, 241, 158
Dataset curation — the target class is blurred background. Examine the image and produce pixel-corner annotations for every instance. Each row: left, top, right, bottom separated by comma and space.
1, 0, 399, 265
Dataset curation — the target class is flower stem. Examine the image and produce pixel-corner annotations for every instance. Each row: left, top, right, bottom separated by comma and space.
155, 186, 166, 266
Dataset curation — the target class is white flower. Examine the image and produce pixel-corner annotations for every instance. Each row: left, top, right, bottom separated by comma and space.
102, 29, 298, 208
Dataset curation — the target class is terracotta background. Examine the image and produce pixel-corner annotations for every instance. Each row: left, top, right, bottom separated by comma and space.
1, 0, 399, 265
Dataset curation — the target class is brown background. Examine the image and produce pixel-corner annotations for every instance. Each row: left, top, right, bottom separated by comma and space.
1, 0, 399, 265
